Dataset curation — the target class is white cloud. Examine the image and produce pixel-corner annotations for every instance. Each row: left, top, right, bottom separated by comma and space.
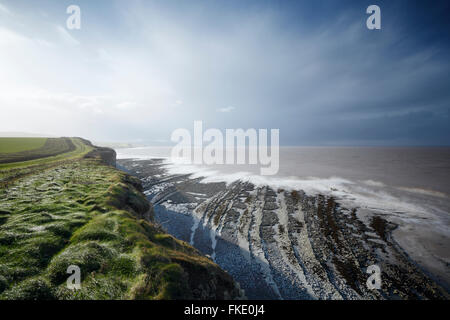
0, 90, 116, 115
116, 101, 137, 110
34, 38, 55, 48
0, 1, 448, 144
56, 25, 80, 46
97, 48, 112, 61
170, 100, 183, 107
0, 26, 27, 45
0, 3, 12, 16
0, 26, 55, 48
217, 106, 235, 113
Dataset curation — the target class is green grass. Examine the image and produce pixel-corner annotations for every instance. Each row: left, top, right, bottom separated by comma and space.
0, 139, 239, 300
0, 138, 47, 154
0, 137, 84, 166
0, 137, 93, 171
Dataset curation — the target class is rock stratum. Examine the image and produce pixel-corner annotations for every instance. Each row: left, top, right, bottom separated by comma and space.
118, 158, 450, 300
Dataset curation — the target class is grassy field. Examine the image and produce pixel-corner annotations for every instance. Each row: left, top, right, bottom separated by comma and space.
0, 137, 79, 165
0, 138, 240, 300
0, 138, 47, 154
0, 137, 93, 171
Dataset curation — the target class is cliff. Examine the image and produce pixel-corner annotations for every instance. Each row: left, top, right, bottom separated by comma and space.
0, 139, 243, 300
84, 146, 117, 167
80, 138, 117, 167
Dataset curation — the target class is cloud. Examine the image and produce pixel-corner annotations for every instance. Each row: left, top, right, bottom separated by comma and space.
217, 106, 235, 113
116, 101, 137, 110
56, 25, 80, 46
0, 26, 27, 45
0, 1, 448, 145
0, 26, 55, 48
0, 90, 123, 115
0, 3, 12, 16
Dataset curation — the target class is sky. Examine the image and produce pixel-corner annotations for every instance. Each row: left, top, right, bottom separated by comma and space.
0, 0, 449, 146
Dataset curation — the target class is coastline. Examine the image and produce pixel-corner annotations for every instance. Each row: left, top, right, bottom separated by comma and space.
0, 140, 243, 300
118, 157, 450, 299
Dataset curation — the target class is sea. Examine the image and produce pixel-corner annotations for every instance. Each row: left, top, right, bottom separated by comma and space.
116, 146, 450, 287
117, 146, 450, 216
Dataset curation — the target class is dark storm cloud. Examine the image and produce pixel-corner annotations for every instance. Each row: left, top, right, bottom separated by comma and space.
198, 0, 450, 146
1, 0, 449, 145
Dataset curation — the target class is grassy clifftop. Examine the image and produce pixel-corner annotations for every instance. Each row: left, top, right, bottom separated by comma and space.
0, 138, 242, 299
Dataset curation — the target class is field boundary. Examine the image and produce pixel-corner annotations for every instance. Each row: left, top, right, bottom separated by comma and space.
0, 138, 94, 171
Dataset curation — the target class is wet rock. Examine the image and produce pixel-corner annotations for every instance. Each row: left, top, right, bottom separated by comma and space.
118, 158, 450, 300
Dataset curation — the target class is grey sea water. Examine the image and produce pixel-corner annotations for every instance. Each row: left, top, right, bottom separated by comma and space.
116, 146, 450, 290
117, 146, 450, 208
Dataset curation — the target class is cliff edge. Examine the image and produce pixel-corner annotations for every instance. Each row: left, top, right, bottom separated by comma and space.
0, 138, 244, 300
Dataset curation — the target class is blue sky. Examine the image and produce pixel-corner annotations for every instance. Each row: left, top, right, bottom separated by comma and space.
0, 0, 449, 145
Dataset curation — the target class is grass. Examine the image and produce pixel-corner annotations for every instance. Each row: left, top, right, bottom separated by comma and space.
0, 138, 47, 154
0, 137, 90, 169
0, 138, 93, 172
0, 138, 238, 300
0, 137, 74, 164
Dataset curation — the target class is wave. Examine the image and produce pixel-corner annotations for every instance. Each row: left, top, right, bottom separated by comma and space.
362, 179, 385, 187
397, 186, 448, 199
159, 160, 437, 220
117, 151, 447, 221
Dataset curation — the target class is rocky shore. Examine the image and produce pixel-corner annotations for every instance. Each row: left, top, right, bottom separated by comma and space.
118, 158, 449, 300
